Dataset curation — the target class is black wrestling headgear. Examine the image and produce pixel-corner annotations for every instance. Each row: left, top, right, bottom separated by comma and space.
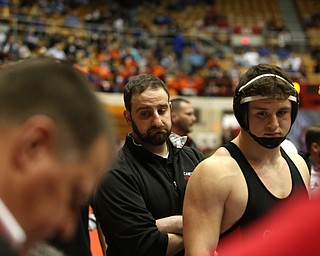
233, 74, 299, 149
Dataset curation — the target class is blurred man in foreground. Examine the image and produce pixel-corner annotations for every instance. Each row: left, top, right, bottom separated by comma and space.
0, 57, 114, 255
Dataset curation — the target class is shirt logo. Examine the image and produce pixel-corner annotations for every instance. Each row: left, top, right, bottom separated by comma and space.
184, 172, 192, 180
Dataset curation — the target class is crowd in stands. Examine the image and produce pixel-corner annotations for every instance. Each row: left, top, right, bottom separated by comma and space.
0, 0, 313, 96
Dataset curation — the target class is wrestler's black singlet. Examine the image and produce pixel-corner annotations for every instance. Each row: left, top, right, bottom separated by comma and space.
220, 142, 309, 240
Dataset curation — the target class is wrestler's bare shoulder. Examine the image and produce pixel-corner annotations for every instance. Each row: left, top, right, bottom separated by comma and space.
193, 146, 240, 178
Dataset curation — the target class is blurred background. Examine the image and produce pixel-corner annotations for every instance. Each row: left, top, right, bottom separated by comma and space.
0, 0, 319, 155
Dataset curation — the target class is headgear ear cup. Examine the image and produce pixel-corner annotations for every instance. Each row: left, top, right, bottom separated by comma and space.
233, 88, 249, 131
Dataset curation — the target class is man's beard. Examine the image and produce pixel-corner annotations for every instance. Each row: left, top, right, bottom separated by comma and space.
132, 120, 171, 146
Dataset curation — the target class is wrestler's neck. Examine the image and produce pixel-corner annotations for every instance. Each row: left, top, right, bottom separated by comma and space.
235, 131, 281, 162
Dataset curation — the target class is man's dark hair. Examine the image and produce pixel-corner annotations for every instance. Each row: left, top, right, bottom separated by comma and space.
123, 74, 170, 113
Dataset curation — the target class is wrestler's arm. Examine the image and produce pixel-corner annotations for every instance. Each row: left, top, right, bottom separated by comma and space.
183, 156, 231, 256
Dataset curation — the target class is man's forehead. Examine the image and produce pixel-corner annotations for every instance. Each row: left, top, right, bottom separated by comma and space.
131, 89, 169, 106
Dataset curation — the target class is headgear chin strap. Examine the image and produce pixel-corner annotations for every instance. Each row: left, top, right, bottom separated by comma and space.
248, 131, 286, 149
